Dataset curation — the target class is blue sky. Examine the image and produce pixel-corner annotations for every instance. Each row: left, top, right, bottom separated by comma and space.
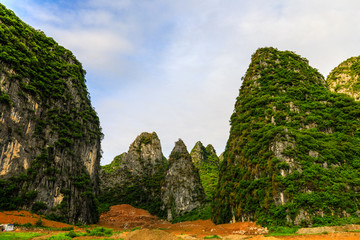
3, 0, 360, 165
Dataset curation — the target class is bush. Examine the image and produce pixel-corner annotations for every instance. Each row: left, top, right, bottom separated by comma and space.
31, 201, 47, 213
85, 227, 113, 237
35, 218, 43, 227
65, 230, 78, 238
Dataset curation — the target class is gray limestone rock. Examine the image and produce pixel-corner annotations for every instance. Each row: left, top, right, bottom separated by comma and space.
0, 4, 102, 224
99, 132, 167, 216
161, 139, 206, 221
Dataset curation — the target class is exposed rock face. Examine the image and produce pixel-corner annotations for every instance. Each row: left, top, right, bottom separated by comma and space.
190, 141, 220, 199
0, 4, 102, 224
161, 139, 206, 221
327, 56, 360, 101
99, 132, 167, 216
213, 47, 360, 226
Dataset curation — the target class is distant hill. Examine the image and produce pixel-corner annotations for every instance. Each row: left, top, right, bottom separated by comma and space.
100, 133, 207, 221
99, 132, 167, 216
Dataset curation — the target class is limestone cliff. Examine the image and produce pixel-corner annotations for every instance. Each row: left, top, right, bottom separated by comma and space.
161, 139, 206, 221
99, 132, 167, 216
190, 141, 220, 199
213, 47, 360, 226
0, 4, 102, 224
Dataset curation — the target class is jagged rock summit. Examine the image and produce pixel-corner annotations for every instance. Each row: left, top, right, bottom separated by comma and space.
0, 4, 102, 224
99, 132, 167, 216
190, 141, 220, 199
161, 139, 206, 221
213, 47, 360, 226
190, 141, 216, 169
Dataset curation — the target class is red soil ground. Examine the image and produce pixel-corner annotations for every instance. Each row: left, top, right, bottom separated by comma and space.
2, 205, 360, 239
0, 210, 74, 229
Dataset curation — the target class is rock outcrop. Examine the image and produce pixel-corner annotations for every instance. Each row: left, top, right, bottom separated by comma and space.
99, 132, 167, 216
161, 139, 206, 221
190, 141, 220, 199
0, 4, 102, 224
327, 56, 360, 101
213, 47, 360, 226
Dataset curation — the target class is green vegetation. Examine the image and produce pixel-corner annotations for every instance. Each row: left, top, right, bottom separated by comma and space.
171, 204, 212, 223
47, 233, 72, 240
130, 226, 141, 231
266, 226, 300, 236
0, 232, 45, 240
99, 159, 167, 217
212, 47, 360, 227
101, 154, 125, 173
204, 235, 221, 239
0, 3, 102, 223
190, 143, 221, 200
47, 227, 113, 239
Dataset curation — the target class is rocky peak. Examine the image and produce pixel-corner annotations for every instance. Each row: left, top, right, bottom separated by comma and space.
190, 141, 218, 168
190, 141, 206, 168
327, 56, 360, 101
99, 131, 167, 217
125, 132, 164, 176
213, 47, 360, 226
161, 139, 206, 221
205, 144, 216, 155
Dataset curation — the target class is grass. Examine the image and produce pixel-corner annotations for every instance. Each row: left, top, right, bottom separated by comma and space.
42, 227, 114, 239
0, 232, 45, 239
46, 233, 72, 240
266, 226, 300, 236
15, 222, 74, 231
130, 226, 141, 231
204, 235, 221, 239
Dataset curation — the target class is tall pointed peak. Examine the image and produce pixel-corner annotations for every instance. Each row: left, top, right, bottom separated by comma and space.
169, 139, 188, 159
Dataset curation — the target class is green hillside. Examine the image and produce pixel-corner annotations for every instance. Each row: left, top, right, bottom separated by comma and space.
213, 47, 360, 227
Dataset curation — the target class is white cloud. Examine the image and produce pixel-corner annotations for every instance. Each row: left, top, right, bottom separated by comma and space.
50, 28, 133, 70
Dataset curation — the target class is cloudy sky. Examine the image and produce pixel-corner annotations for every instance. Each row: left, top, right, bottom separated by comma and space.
2, 0, 360, 165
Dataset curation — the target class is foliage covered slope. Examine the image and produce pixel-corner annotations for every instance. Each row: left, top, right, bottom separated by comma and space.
212, 47, 360, 227
0, 4, 102, 224
190, 141, 221, 199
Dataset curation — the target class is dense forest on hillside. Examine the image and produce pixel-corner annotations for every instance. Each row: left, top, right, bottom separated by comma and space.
213, 47, 360, 227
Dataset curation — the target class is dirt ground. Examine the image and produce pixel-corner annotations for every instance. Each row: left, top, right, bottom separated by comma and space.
0, 210, 74, 229
1, 205, 360, 239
